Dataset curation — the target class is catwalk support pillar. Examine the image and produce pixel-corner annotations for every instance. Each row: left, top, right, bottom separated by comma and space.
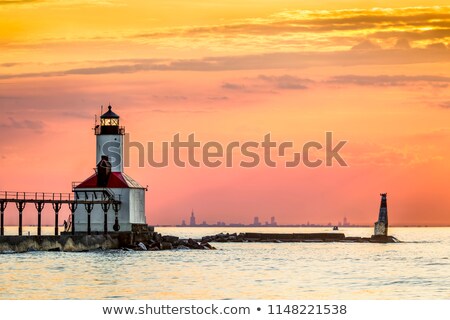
35, 202, 45, 236
85, 203, 94, 235
16, 202, 26, 236
52, 202, 62, 236
101, 202, 110, 235
0, 201, 6, 236
68, 202, 78, 235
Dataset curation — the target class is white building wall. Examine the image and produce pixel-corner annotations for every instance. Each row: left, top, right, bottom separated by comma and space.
129, 189, 146, 224
73, 187, 146, 232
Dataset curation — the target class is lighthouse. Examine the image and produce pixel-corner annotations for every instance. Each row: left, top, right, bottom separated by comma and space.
374, 193, 388, 236
73, 105, 147, 233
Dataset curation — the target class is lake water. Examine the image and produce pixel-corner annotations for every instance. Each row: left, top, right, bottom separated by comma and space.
0, 227, 449, 299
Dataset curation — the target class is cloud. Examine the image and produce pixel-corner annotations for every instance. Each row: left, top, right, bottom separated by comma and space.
0, 0, 41, 5
328, 74, 450, 87
0, 0, 120, 7
126, 6, 450, 52
0, 95, 21, 99
0, 62, 20, 67
132, 7, 450, 38
257, 75, 312, 90
351, 40, 381, 50
218, 74, 314, 94
394, 38, 411, 49
426, 42, 448, 50
439, 101, 450, 109
2, 5, 447, 58
370, 28, 450, 41
0, 117, 45, 133
1, 46, 449, 80
0, 62, 159, 79
60, 111, 92, 119
208, 96, 228, 100
151, 108, 210, 114
152, 95, 187, 101
222, 82, 246, 90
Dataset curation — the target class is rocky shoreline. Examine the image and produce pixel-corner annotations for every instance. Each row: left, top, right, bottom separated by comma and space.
0, 231, 399, 253
130, 231, 399, 251
130, 233, 216, 251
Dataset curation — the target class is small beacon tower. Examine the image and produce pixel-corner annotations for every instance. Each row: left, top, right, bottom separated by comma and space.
374, 193, 388, 236
73, 105, 147, 233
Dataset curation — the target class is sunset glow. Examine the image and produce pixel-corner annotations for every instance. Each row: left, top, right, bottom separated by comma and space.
1, 0, 449, 226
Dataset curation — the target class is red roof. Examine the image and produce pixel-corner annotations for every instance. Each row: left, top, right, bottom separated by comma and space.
75, 172, 143, 189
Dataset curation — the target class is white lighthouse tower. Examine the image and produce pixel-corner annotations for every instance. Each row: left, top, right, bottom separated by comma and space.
73, 105, 147, 233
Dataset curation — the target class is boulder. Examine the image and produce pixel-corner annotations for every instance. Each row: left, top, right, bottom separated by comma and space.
149, 242, 160, 249
162, 235, 179, 244
201, 236, 213, 242
187, 238, 204, 249
201, 242, 216, 250
153, 233, 162, 242
177, 239, 189, 247
161, 242, 173, 250
137, 242, 147, 251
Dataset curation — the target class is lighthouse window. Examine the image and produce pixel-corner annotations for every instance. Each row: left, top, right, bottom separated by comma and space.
101, 118, 119, 126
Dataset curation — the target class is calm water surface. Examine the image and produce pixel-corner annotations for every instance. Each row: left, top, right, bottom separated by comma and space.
1, 227, 449, 299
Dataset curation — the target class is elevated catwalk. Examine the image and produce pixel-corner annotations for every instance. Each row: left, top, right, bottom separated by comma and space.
0, 190, 121, 236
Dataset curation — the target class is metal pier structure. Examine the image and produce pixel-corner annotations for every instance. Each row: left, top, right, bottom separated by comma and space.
0, 189, 121, 237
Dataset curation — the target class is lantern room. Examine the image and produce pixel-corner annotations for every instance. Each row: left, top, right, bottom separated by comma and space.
97, 105, 123, 135
95, 105, 125, 172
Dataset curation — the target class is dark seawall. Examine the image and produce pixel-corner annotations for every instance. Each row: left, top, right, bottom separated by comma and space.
203, 232, 399, 243
0, 231, 399, 253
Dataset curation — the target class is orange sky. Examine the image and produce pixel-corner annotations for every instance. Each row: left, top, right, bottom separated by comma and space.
0, 1, 449, 226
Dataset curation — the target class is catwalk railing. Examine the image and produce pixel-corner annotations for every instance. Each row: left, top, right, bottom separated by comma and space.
0, 190, 122, 237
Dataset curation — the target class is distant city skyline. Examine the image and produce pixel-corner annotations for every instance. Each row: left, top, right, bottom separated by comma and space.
176, 211, 362, 228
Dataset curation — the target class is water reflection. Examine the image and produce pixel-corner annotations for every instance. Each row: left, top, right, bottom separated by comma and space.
0, 227, 449, 299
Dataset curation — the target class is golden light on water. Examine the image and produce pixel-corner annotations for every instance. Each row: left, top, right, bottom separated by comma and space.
1, 227, 449, 299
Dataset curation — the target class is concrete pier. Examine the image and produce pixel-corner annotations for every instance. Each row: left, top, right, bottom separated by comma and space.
241, 232, 346, 241
0, 234, 119, 253
202, 232, 399, 243
0, 228, 154, 253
